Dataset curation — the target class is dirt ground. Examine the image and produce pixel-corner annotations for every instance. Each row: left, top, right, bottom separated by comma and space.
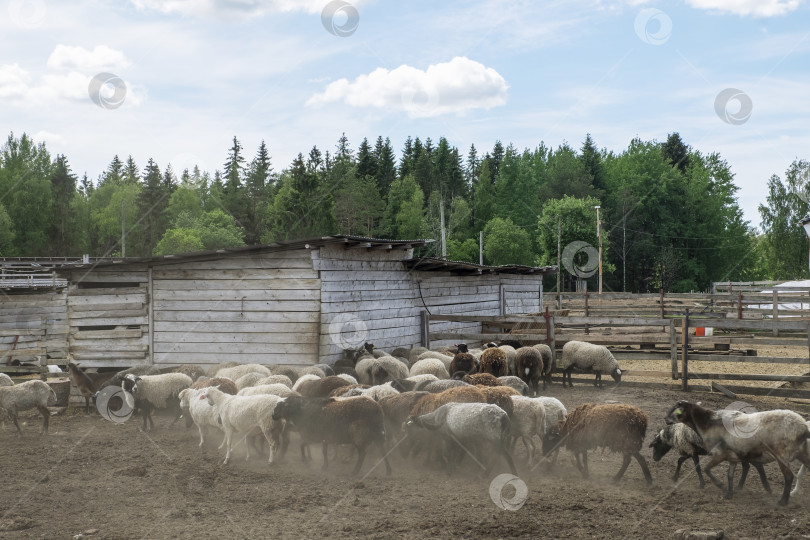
3, 384, 810, 539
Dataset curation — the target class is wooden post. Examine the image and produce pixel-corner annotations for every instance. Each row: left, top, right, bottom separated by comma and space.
806, 321, 810, 368
499, 284, 505, 316
584, 291, 590, 335
738, 291, 743, 320
773, 289, 779, 337
670, 319, 678, 380
681, 309, 689, 391
544, 306, 551, 346
549, 313, 556, 370
420, 310, 430, 349
660, 288, 665, 330
148, 267, 154, 365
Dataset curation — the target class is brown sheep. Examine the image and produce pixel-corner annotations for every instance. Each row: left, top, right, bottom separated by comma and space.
272, 395, 391, 475
269, 365, 300, 384
173, 364, 206, 381
515, 347, 544, 396
532, 343, 554, 386
453, 372, 503, 387
477, 385, 519, 417
479, 347, 508, 377
449, 352, 477, 376
409, 385, 487, 417
296, 376, 353, 398
379, 391, 429, 444
67, 363, 114, 414
547, 403, 652, 485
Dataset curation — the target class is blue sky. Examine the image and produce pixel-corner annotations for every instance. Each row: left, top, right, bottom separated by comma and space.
2, 0, 809, 228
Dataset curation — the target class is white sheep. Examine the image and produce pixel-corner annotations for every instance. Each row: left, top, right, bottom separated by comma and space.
0, 380, 56, 435
235, 372, 267, 391
498, 345, 517, 376
298, 366, 326, 379
498, 376, 529, 396
359, 384, 400, 402
409, 358, 450, 380
179, 387, 224, 448
416, 350, 454, 370
292, 373, 321, 392
509, 396, 546, 466
122, 373, 192, 431
201, 386, 285, 465
370, 356, 409, 386
532, 343, 554, 384
238, 383, 298, 398
354, 353, 376, 385
0, 373, 13, 387
672, 400, 810, 505
336, 373, 358, 385
255, 375, 293, 388
535, 396, 567, 464
561, 341, 621, 388
406, 401, 517, 475
215, 363, 271, 381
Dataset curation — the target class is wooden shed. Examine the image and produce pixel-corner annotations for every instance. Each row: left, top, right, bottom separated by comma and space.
8, 236, 555, 370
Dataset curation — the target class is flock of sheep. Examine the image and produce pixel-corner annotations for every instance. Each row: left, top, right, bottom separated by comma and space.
3, 340, 810, 507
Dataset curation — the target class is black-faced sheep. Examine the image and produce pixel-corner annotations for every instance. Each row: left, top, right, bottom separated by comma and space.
406, 402, 517, 475
547, 403, 652, 485
449, 352, 477, 376
479, 346, 508, 377
0, 380, 56, 435
272, 394, 391, 475
670, 400, 810, 505
561, 341, 621, 388
514, 347, 544, 396
122, 373, 193, 431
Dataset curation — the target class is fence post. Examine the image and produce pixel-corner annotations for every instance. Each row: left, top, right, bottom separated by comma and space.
549, 313, 556, 373
544, 306, 551, 346
420, 310, 430, 349
682, 309, 690, 391
773, 290, 779, 337
806, 321, 810, 368
738, 291, 743, 320
670, 319, 678, 380
584, 291, 590, 335
660, 288, 666, 331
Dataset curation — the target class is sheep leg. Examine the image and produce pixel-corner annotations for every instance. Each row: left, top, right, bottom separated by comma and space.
84, 395, 91, 415
776, 456, 794, 506
792, 465, 806, 496
375, 438, 392, 476
280, 427, 290, 458
736, 462, 750, 491
580, 451, 590, 479
37, 405, 50, 435
673, 456, 687, 481
261, 427, 276, 465
223, 429, 233, 465
352, 444, 367, 475
9, 411, 22, 436
702, 455, 726, 490
522, 437, 535, 467
634, 452, 653, 485
197, 424, 206, 448
691, 454, 705, 488
753, 463, 772, 493
614, 454, 632, 483
725, 462, 737, 499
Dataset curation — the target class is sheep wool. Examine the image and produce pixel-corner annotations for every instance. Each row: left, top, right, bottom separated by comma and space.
128, 373, 193, 409
561, 341, 621, 387
238, 383, 299, 398
0, 373, 13, 387
498, 376, 529, 396
190, 376, 238, 395
514, 346, 544, 396
409, 358, 450, 380
216, 363, 271, 381
0, 380, 57, 434
417, 379, 470, 394
292, 373, 321, 392
371, 356, 410, 386
479, 348, 508, 377
235, 372, 267, 391
255, 375, 294, 388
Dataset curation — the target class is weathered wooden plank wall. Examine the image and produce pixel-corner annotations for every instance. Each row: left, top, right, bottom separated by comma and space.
67, 267, 149, 367
151, 251, 320, 366
317, 244, 543, 364
0, 289, 68, 367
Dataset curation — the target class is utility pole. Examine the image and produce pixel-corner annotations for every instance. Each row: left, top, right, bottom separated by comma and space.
557, 215, 561, 309
121, 198, 126, 258
595, 205, 602, 294
439, 198, 446, 258
479, 230, 483, 265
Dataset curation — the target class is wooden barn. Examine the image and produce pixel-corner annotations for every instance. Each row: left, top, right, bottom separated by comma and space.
1, 236, 556, 371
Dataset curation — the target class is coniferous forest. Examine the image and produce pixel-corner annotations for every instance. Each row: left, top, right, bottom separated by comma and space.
1, 130, 807, 293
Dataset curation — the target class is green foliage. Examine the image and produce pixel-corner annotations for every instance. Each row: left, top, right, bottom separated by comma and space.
153, 228, 205, 255
447, 238, 479, 263
155, 209, 245, 255
483, 217, 534, 266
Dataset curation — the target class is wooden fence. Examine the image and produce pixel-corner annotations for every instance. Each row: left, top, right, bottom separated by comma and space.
424, 308, 810, 399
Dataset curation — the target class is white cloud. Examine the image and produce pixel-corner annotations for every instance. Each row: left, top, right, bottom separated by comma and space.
684, 0, 803, 17
0, 64, 31, 99
32, 131, 65, 146
307, 57, 508, 118
127, 0, 366, 17
47, 45, 131, 73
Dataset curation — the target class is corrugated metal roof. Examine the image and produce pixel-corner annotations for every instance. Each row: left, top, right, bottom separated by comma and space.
56, 235, 434, 271
404, 257, 557, 275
